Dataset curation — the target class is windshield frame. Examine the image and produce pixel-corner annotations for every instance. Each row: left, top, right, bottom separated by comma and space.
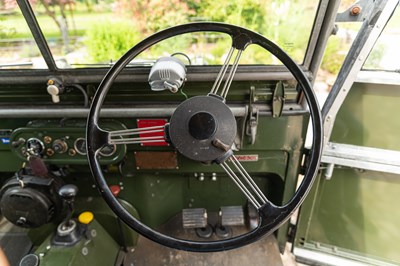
1, 0, 334, 85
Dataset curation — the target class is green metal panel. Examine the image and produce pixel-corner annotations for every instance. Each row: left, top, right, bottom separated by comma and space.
34, 219, 120, 266
295, 82, 400, 264
330, 83, 400, 150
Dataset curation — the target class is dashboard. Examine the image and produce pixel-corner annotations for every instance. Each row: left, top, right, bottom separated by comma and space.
9, 120, 126, 165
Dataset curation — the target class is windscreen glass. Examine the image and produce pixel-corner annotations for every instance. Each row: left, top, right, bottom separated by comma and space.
1, 0, 320, 69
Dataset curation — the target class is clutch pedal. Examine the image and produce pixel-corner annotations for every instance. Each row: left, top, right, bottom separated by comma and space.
182, 208, 207, 229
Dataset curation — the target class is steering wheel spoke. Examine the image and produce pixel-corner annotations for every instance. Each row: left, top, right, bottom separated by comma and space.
209, 46, 244, 100
108, 125, 166, 145
86, 123, 110, 153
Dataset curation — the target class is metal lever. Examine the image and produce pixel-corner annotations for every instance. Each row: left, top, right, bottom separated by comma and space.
58, 184, 78, 228
46, 78, 64, 103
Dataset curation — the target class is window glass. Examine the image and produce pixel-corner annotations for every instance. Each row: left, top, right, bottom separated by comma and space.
363, 5, 400, 71
25, 0, 318, 68
0, 2, 46, 69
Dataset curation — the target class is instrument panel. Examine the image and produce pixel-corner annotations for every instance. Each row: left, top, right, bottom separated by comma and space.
9, 120, 126, 165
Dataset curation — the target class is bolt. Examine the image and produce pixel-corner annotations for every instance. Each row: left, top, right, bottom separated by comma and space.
68, 149, 76, 156
81, 247, 89, 256
199, 173, 205, 181
46, 148, 54, 157
43, 136, 52, 144
211, 173, 217, 181
350, 5, 361, 16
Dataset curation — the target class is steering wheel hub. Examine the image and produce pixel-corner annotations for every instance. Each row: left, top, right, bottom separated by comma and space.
188, 112, 217, 140
168, 95, 236, 163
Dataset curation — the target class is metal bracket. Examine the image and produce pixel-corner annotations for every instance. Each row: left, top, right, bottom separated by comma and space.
336, 0, 376, 22
272, 81, 286, 118
322, 143, 400, 177
246, 107, 259, 145
246, 86, 259, 145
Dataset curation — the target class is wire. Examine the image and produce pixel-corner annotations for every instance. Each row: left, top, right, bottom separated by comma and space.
171, 52, 192, 65
68, 84, 89, 108
180, 87, 188, 99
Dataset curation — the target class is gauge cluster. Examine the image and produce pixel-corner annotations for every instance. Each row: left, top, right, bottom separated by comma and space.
10, 120, 126, 165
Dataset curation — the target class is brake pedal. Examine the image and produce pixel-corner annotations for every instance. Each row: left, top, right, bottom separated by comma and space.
182, 208, 207, 229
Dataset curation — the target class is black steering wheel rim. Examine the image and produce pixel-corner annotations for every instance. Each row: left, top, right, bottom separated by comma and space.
86, 22, 323, 252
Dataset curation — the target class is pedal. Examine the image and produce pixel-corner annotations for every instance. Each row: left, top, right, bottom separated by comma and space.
219, 206, 245, 226
182, 208, 207, 229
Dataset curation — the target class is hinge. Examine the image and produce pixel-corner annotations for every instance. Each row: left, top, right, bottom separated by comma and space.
300, 148, 311, 175
272, 81, 286, 118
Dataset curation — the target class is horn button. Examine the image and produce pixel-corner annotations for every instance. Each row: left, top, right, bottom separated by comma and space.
169, 95, 237, 162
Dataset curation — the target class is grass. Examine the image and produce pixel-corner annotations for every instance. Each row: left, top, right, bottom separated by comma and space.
2, 11, 116, 39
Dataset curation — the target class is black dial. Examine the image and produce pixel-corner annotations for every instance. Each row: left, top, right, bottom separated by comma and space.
74, 138, 87, 155
74, 138, 115, 157
99, 144, 116, 157
26, 138, 45, 156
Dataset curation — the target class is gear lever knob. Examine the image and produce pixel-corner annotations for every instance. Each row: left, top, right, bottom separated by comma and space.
58, 184, 78, 228
58, 184, 78, 200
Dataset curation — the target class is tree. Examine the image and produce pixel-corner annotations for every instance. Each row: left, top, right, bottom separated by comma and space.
117, 0, 194, 35
32, 0, 75, 52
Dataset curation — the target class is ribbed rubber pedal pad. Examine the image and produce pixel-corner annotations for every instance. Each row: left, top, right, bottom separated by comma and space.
219, 206, 245, 226
182, 208, 207, 229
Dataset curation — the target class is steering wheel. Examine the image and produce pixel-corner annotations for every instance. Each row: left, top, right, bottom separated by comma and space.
86, 22, 323, 252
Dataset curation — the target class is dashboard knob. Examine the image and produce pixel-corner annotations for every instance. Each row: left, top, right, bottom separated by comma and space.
109, 185, 121, 197
78, 211, 94, 225
47, 84, 61, 103
58, 184, 78, 200
52, 139, 68, 154
47, 78, 64, 103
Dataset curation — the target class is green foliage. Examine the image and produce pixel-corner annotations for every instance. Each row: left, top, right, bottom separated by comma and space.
118, 0, 193, 34
85, 20, 141, 63
321, 36, 347, 75
198, 0, 266, 33
363, 44, 385, 70
0, 17, 16, 40
4, 0, 332, 70
196, 0, 315, 64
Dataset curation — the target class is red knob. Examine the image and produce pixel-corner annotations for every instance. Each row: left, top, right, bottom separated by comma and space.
109, 185, 121, 197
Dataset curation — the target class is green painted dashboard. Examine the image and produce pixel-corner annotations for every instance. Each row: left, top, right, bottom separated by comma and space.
0, 79, 309, 252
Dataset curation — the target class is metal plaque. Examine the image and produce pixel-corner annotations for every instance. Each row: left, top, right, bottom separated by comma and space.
134, 151, 178, 170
